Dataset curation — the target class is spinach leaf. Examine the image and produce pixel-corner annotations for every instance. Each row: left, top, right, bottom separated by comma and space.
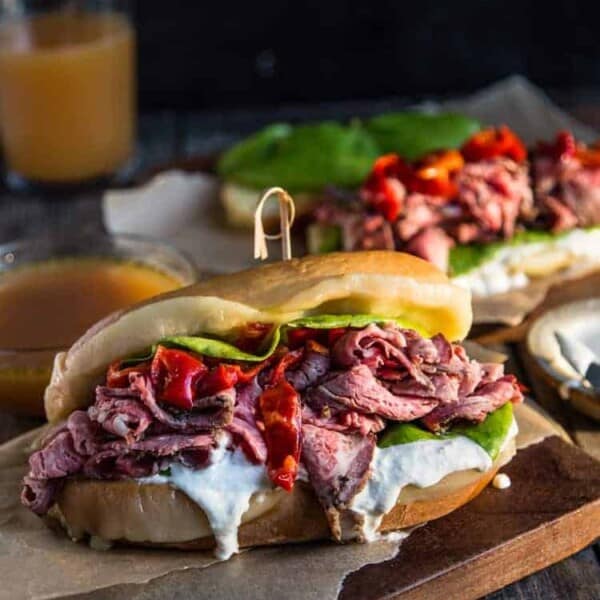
378, 402, 514, 460
162, 326, 281, 362
120, 314, 428, 365
288, 314, 426, 333
449, 226, 600, 277
365, 112, 480, 161
217, 122, 380, 192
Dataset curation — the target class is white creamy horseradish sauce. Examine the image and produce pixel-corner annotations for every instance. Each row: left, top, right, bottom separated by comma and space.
349, 418, 519, 541
138, 418, 518, 557
140, 432, 273, 560
452, 228, 600, 297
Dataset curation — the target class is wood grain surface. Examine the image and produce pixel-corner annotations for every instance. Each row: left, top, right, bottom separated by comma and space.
340, 436, 600, 600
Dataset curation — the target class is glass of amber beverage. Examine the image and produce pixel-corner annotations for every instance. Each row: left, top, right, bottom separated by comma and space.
0, 1, 136, 190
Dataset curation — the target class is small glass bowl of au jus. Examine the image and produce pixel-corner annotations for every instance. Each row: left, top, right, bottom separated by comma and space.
0, 232, 197, 416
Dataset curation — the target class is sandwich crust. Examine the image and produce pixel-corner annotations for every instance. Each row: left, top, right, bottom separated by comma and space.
45, 251, 472, 422
49, 440, 514, 550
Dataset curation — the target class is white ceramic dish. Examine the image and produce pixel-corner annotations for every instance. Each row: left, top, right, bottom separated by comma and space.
527, 298, 600, 421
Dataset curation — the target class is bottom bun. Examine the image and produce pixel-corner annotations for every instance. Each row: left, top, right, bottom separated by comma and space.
49, 440, 515, 550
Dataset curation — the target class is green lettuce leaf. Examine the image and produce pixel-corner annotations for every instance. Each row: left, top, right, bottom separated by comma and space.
217, 122, 380, 192
377, 402, 514, 459
288, 314, 427, 334
161, 327, 281, 362
121, 314, 428, 365
365, 112, 480, 161
449, 226, 600, 277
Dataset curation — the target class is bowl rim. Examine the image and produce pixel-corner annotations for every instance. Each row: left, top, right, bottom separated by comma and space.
0, 231, 198, 355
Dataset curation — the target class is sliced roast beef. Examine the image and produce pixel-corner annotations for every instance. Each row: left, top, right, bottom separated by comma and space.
314, 155, 532, 270
27, 431, 84, 480
343, 214, 395, 251
22, 476, 64, 516
430, 333, 453, 363
129, 374, 235, 432
404, 227, 455, 272
68, 410, 103, 455
538, 195, 578, 231
84, 451, 159, 479
479, 362, 505, 384
534, 154, 600, 231
332, 323, 406, 369
454, 158, 532, 240
301, 424, 375, 540
326, 324, 519, 430
395, 194, 443, 239
89, 390, 153, 442
21, 430, 86, 515
286, 348, 331, 391
84, 433, 214, 479
101, 432, 214, 455
338, 411, 385, 435
385, 372, 460, 404
333, 324, 433, 386
302, 406, 385, 436
21, 321, 522, 530
421, 375, 522, 431
226, 378, 267, 463
307, 365, 438, 421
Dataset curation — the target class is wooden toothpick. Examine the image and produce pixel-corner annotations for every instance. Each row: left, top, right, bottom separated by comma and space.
254, 187, 296, 261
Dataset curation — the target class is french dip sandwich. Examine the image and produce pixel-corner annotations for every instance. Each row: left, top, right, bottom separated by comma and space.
308, 129, 600, 298
22, 252, 522, 559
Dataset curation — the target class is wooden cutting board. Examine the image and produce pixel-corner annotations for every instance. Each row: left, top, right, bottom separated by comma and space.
340, 435, 600, 600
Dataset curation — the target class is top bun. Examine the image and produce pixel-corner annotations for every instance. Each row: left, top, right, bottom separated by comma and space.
45, 251, 471, 422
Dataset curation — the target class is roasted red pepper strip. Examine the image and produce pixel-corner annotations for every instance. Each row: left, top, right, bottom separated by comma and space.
269, 347, 304, 384
361, 154, 409, 221
150, 346, 208, 410
259, 379, 301, 491
234, 322, 274, 353
287, 327, 347, 351
361, 150, 464, 220
286, 327, 321, 349
370, 152, 413, 180
536, 130, 576, 161
371, 178, 405, 221
411, 149, 464, 198
461, 125, 527, 162
287, 327, 340, 349
327, 327, 347, 347
198, 362, 266, 396
106, 360, 151, 388
537, 130, 600, 166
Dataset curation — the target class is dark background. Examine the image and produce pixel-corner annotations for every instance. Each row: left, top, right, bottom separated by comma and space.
133, 0, 600, 111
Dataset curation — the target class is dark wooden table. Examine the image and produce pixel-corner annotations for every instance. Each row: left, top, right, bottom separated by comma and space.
1, 92, 600, 599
